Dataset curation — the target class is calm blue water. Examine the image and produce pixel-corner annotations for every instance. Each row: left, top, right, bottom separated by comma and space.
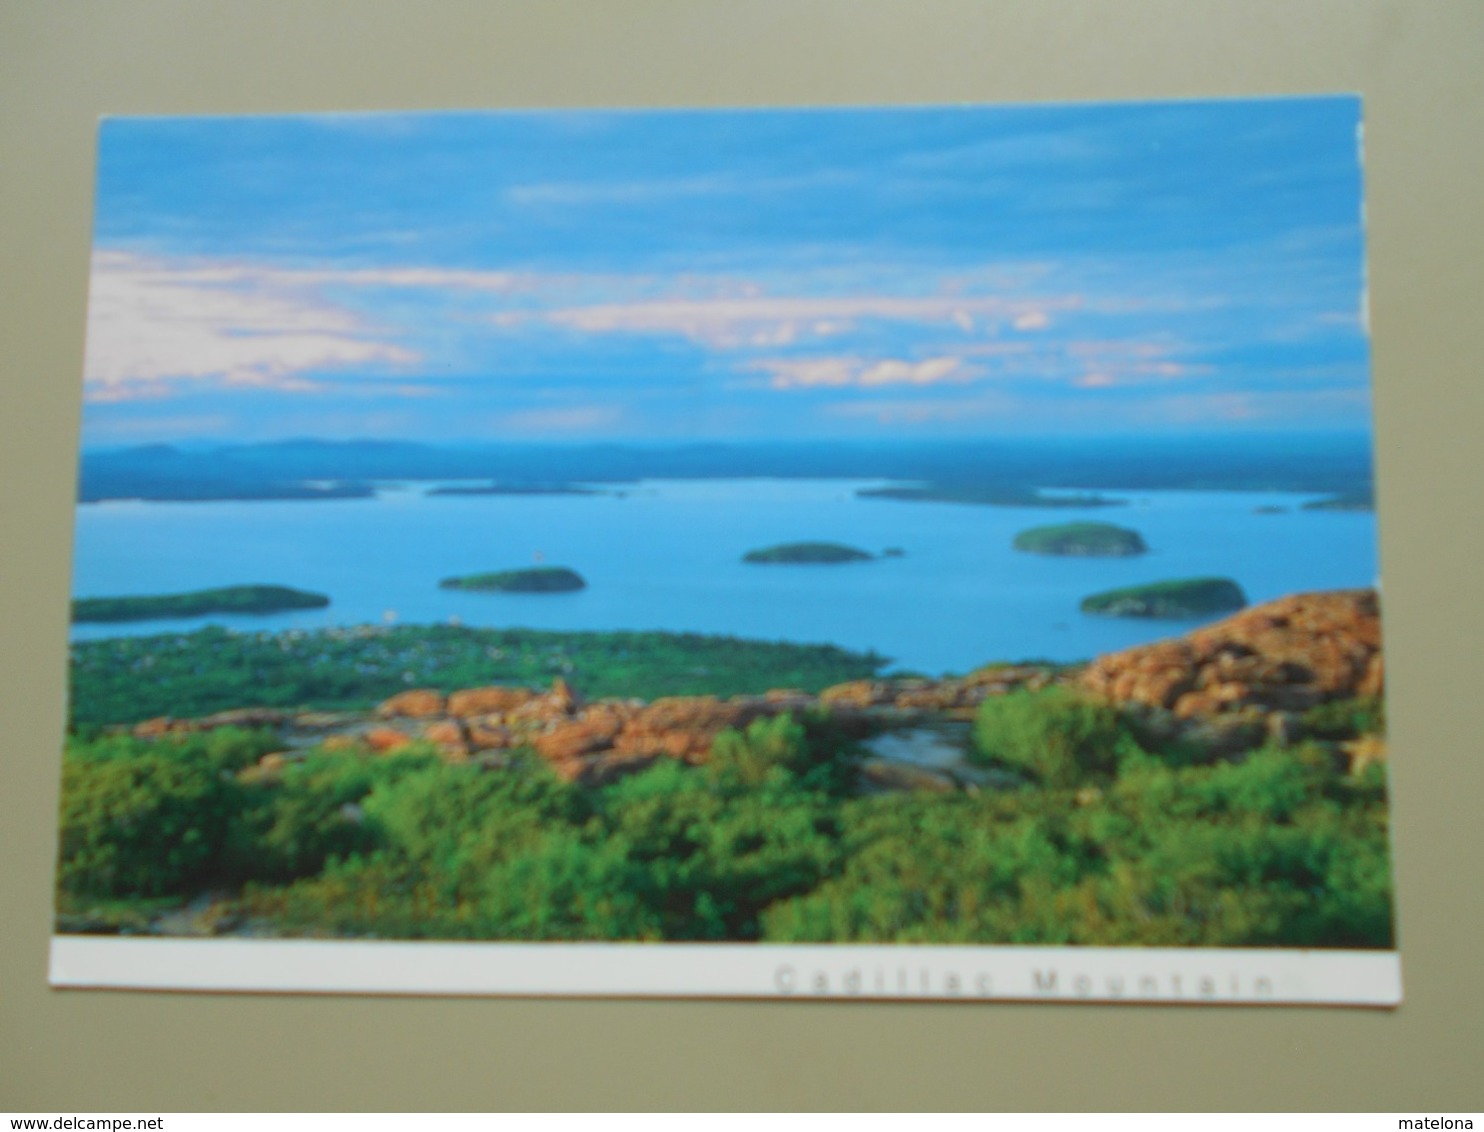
69, 479, 1380, 675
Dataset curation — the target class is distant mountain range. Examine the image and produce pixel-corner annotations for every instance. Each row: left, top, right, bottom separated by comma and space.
76, 434, 1375, 504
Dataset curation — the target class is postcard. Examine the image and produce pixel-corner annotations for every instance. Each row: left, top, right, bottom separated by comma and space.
50, 99, 1399, 1004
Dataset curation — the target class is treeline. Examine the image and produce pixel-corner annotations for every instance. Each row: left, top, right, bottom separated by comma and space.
68, 625, 887, 728
55, 688, 1393, 948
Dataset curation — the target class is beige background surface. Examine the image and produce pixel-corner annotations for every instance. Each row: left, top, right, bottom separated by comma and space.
2, 0, 1480, 1111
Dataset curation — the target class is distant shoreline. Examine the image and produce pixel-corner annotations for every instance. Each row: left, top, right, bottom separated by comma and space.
76, 435, 1376, 504
73, 584, 331, 624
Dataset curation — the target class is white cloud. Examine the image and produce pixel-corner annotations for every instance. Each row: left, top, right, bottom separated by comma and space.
757, 358, 855, 389
307, 267, 524, 292
537, 294, 1073, 350
859, 356, 966, 387
1062, 338, 1202, 389
755, 354, 975, 390
83, 252, 418, 398
80, 249, 1101, 407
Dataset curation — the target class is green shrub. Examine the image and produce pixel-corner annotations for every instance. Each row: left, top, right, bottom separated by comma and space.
707, 710, 862, 793
63, 726, 278, 774
56, 687, 1394, 949
600, 759, 839, 939
58, 753, 242, 897
230, 748, 420, 884
761, 793, 1077, 943
972, 687, 1129, 786
1301, 696, 1385, 740
709, 714, 810, 786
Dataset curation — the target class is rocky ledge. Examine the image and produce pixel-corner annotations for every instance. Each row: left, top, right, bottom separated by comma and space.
119, 588, 1385, 789
1079, 588, 1383, 760
125, 666, 1056, 789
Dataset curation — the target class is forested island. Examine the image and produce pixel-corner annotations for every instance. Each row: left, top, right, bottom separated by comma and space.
1012, 522, 1148, 557
743, 542, 874, 564
439, 567, 587, 593
72, 585, 330, 624
426, 482, 607, 497
858, 484, 1122, 508
1080, 577, 1248, 619
1302, 490, 1376, 513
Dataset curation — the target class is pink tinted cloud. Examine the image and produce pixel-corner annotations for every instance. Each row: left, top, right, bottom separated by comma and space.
84, 252, 417, 398
539, 294, 1076, 350
754, 354, 977, 390
1062, 338, 1205, 389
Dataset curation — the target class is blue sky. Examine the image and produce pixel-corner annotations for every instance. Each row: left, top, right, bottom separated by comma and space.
81, 99, 1371, 445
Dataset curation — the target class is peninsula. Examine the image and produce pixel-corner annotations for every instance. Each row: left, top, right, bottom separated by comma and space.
742, 542, 874, 565
1013, 522, 1147, 557
439, 567, 587, 593
1302, 490, 1375, 513
72, 584, 330, 623
1080, 577, 1247, 619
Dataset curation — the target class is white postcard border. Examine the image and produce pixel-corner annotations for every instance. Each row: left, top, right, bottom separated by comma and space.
50, 936, 1401, 1005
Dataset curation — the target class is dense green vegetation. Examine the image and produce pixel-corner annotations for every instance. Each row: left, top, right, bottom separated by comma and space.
859, 485, 1122, 508
439, 567, 587, 593
54, 688, 1393, 948
72, 585, 330, 624
67, 625, 888, 728
742, 542, 873, 564
971, 687, 1129, 786
1080, 577, 1248, 619
1012, 522, 1148, 557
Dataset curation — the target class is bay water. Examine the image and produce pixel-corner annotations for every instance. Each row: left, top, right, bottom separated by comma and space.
69, 478, 1380, 676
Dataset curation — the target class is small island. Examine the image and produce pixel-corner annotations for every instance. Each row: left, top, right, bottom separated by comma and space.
859, 484, 1123, 509
1301, 490, 1375, 513
1080, 577, 1247, 620
439, 567, 587, 593
72, 584, 331, 623
742, 542, 874, 565
426, 482, 606, 497
1012, 522, 1147, 557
